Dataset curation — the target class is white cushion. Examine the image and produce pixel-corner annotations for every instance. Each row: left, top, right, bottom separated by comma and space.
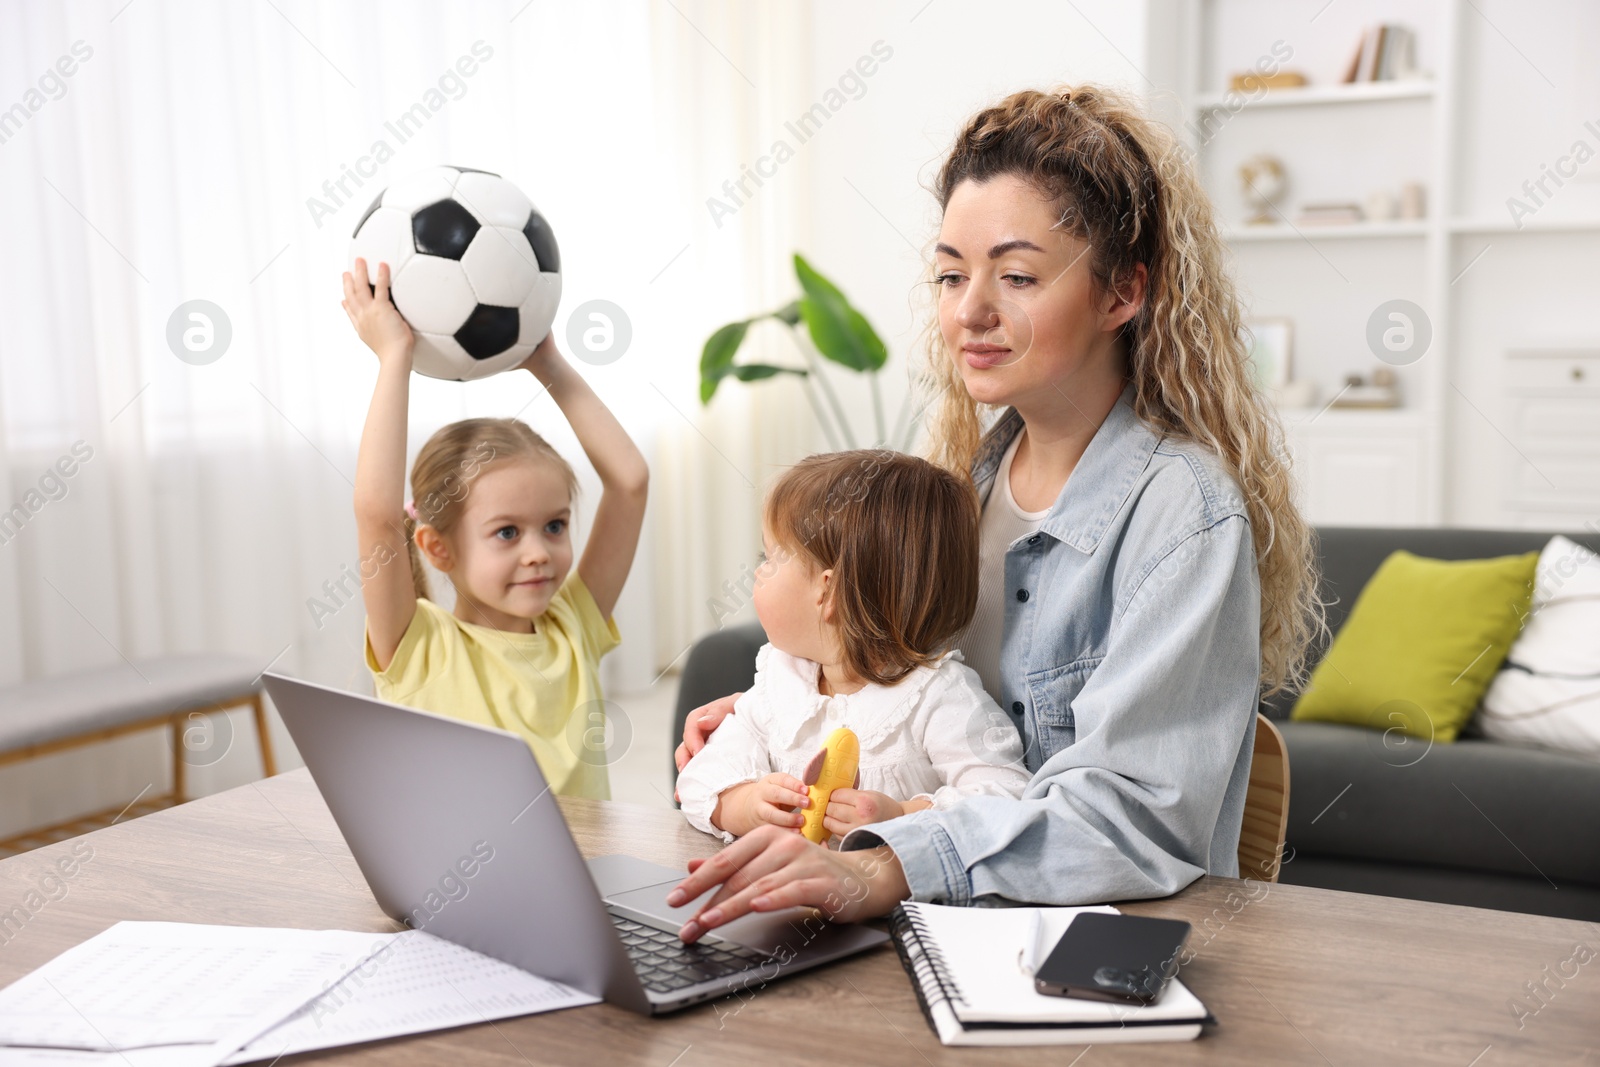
0, 655, 262, 752
1479, 535, 1600, 758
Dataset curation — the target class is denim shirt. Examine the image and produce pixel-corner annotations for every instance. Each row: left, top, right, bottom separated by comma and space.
840, 383, 1262, 905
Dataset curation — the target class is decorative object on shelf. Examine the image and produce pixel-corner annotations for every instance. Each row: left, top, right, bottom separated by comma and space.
1296, 201, 1364, 226
1274, 380, 1319, 409
1244, 317, 1293, 390
1228, 70, 1308, 93
1364, 189, 1399, 222
1238, 154, 1286, 225
1349, 184, 1428, 223
1331, 366, 1402, 409
1342, 24, 1422, 83
1399, 181, 1427, 220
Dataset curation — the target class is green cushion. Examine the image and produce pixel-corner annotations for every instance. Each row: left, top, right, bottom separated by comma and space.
1291, 549, 1538, 743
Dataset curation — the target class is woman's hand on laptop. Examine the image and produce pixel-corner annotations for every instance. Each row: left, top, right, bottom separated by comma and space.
669, 828, 910, 943
673, 691, 741, 772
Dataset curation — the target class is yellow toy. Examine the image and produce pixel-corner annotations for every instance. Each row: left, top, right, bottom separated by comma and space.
798, 726, 860, 844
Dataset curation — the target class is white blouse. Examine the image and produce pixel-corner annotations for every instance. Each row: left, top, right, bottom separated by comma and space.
676, 643, 1033, 844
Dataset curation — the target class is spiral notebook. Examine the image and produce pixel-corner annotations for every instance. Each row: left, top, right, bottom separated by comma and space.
887, 902, 1215, 1046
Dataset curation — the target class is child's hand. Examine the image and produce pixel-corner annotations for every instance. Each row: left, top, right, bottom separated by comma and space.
341, 258, 415, 365
822, 789, 906, 838
516, 329, 564, 384
715, 773, 810, 837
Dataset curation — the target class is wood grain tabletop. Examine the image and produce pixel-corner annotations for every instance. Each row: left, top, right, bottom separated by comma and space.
0, 767, 1594, 1065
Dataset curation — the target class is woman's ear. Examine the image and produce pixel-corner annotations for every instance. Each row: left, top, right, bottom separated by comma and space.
415, 525, 454, 574
1102, 261, 1148, 332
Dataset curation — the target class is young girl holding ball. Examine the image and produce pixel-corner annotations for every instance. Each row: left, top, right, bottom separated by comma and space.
342, 256, 648, 799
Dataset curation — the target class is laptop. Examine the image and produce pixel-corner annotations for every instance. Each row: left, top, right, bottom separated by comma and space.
261, 672, 888, 1015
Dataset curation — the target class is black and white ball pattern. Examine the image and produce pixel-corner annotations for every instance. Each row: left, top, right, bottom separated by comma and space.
349, 165, 561, 381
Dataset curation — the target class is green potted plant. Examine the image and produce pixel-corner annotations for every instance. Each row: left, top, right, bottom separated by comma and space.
699, 253, 918, 450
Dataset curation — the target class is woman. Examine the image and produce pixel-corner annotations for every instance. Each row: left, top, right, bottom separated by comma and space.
669, 84, 1320, 943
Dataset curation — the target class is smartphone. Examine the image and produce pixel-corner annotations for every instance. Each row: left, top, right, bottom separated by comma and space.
1033, 913, 1192, 1005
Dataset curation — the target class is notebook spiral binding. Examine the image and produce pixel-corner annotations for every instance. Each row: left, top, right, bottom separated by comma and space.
887, 904, 966, 1032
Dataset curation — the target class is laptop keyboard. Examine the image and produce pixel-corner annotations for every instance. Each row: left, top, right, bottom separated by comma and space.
610, 914, 774, 994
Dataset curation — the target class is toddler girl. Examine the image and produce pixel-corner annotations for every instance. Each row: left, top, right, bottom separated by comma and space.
342, 257, 648, 799
676, 449, 1031, 843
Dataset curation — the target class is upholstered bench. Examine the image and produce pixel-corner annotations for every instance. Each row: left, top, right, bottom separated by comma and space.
0, 654, 275, 856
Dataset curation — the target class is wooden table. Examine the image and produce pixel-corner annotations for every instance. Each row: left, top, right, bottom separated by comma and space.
1, 768, 1595, 1065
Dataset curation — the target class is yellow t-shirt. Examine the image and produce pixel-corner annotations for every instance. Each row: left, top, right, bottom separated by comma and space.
363, 573, 621, 799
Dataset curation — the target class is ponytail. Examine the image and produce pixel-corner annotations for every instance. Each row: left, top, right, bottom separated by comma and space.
403, 513, 432, 601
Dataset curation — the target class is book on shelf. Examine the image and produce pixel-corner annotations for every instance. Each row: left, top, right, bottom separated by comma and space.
1343, 23, 1421, 83
1228, 70, 1308, 93
1330, 385, 1402, 409
1295, 202, 1365, 226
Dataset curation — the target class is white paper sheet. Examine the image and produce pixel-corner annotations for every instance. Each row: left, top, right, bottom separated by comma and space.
0, 923, 601, 1067
0, 1046, 234, 1066
0, 922, 389, 1067
221, 930, 599, 1064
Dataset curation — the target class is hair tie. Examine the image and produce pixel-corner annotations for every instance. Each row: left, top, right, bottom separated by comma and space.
404, 499, 419, 521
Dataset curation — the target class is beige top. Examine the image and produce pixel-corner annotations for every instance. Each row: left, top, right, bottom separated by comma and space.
958, 429, 1050, 703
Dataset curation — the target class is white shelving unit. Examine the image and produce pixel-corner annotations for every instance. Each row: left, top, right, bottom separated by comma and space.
1193, 80, 1436, 110
1498, 349, 1600, 525
1150, 0, 1600, 531
1160, 0, 1600, 532
1449, 217, 1600, 235
1221, 220, 1430, 241
1172, 0, 1460, 526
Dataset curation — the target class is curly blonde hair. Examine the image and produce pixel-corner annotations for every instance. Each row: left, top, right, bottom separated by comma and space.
917, 84, 1324, 696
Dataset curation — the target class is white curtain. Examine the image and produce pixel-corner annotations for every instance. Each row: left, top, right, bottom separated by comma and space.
646, 0, 822, 672
0, 0, 815, 832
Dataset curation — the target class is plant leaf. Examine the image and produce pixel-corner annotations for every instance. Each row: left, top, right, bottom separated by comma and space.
699, 319, 750, 403
793, 252, 850, 308
770, 300, 802, 326
792, 253, 886, 372
700, 319, 749, 376
731, 363, 805, 382
700, 361, 806, 402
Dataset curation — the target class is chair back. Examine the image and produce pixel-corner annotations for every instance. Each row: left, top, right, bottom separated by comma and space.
1238, 713, 1290, 882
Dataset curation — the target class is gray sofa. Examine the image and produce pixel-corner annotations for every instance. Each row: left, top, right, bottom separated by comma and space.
672, 527, 1600, 921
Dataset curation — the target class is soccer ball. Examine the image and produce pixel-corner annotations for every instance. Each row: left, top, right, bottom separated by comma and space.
349, 165, 561, 381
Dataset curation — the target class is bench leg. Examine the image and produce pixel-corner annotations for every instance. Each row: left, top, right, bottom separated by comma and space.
252, 692, 278, 778
172, 713, 186, 803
